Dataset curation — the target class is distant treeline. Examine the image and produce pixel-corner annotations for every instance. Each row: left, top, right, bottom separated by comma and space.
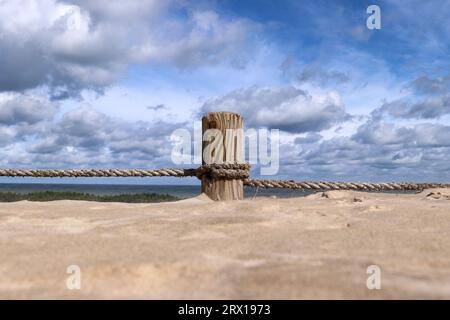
0, 191, 179, 203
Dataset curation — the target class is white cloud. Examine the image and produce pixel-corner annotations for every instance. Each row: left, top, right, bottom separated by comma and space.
0, 0, 257, 97
146, 10, 256, 68
0, 93, 57, 146
201, 86, 350, 133
0, 93, 58, 125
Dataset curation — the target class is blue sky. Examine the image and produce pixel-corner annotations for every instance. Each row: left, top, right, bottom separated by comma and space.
0, 0, 449, 184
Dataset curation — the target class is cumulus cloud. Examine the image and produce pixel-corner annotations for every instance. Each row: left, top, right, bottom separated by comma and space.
372, 95, 450, 120
353, 119, 450, 148
368, 74, 450, 120
296, 64, 350, 87
294, 133, 323, 144
410, 75, 450, 95
0, 0, 138, 97
266, 102, 450, 182
0, 0, 256, 98
146, 10, 256, 69
0, 93, 185, 168
279, 59, 350, 88
0, 93, 57, 147
0, 94, 58, 125
280, 130, 450, 182
25, 107, 186, 167
353, 120, 413, 145
201, 86, 350, 133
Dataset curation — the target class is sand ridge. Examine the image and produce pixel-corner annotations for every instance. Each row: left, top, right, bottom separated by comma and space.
0, 189, 449, 299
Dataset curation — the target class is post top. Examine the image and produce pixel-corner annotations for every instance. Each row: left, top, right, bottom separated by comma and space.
203, 111, 242, 118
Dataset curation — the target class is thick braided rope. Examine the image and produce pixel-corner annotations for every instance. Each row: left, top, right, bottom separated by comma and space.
0, 167, 448, 191
193, 163, 250, 180
243, 179, 450, 191
0, 164, 250, 180
0, 168, 192, 178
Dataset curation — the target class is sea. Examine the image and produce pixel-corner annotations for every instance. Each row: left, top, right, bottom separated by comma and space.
0, 183, 316, 199
0, 180, 419, 200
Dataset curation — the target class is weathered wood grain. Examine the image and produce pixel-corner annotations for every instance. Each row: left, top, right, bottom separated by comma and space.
201, 112, 244, 200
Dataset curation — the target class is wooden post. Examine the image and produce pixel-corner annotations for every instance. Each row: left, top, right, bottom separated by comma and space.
201, 112, 244, 201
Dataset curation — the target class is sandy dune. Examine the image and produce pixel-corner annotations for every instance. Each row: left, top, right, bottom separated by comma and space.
1, 189, 450, 299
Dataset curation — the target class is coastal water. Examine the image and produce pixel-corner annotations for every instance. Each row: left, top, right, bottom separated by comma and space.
0, 182, 417, 200
0, 183, 315, 199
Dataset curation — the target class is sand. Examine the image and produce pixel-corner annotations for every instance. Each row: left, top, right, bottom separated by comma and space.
0, 188, 449, 299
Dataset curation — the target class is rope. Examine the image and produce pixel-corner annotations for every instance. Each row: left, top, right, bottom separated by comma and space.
0, 163, 250, 180
192, 163, 250, 180
0, 168, 191, 178
0, 165, 448, 191
243, 179, 450, 191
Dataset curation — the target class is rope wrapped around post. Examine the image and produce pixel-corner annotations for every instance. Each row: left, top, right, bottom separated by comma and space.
189, 163, 250, 181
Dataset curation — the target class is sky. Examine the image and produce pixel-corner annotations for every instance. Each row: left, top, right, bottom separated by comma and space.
0, 0, 449, 184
